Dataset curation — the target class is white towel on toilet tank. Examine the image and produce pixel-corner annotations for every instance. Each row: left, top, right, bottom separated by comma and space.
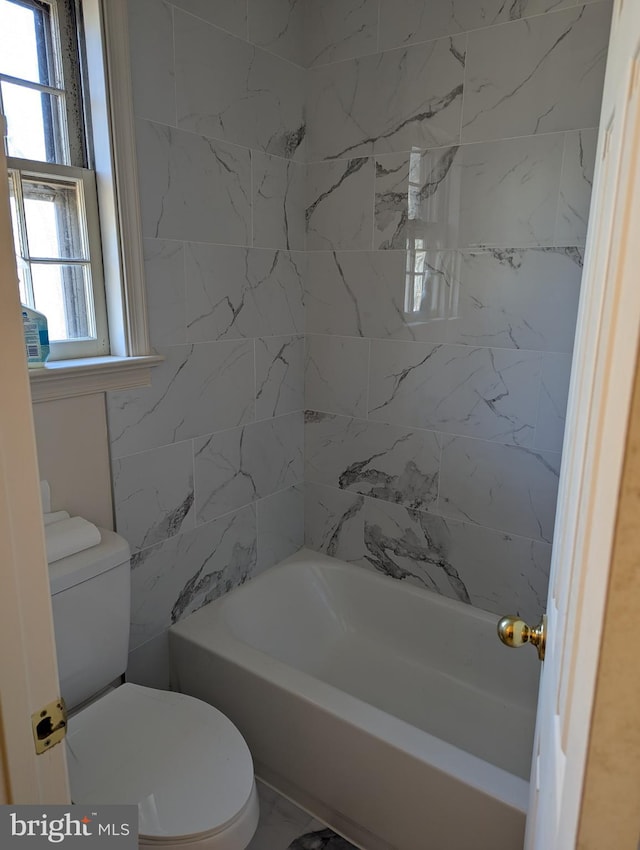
40, 480, 51, 513
43, 510, 71, 526
45, 516, 102, 563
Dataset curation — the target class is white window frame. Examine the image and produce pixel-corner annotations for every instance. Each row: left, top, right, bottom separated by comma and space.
8, 158, 111, 358
3, 0, 111, 359
5, 0, 162, 401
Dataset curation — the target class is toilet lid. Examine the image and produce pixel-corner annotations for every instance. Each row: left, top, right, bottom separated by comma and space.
66, 684, 255, 840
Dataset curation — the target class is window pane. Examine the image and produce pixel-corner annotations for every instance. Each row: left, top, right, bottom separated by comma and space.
7, 173, 31, 304
0, 0, 53, 86
31, 262, 94, 341
22, 177, 87, 259
2, 80, 67, 162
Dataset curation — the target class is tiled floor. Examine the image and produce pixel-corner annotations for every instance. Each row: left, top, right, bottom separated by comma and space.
247, 780, 359, 850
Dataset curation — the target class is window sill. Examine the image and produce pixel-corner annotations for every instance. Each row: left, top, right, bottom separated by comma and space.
29, 354, 164, 402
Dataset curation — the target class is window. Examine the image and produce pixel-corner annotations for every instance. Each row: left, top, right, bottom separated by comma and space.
1, 0, 111, 359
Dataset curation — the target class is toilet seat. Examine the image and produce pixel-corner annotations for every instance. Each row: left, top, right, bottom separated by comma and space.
66, 683, 258, 845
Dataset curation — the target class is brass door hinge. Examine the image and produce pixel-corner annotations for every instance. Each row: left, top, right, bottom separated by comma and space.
32, 699, 67, 754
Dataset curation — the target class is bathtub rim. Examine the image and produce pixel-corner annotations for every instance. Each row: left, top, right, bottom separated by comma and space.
169, 548, 532, 815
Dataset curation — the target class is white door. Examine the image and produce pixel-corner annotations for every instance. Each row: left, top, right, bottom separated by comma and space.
0, 125, 69, 802
525, 1, 640, 847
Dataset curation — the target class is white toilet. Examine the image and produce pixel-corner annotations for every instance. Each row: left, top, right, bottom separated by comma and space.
49, 528, 259, 850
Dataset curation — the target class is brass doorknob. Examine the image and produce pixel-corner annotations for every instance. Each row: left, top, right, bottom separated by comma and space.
497, 615, 546, 661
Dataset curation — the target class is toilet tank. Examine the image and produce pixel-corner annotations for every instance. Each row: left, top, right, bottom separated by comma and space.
48, 529, 131, 711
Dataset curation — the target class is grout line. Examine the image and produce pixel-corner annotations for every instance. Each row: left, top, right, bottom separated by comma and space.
135, 109, 597, 169
458, 32, 469, 146
250, 149, 255, 248
303, 402, 563, 456
306, 477, 554, 549
252, 337, 257, 421
553, 131, 570, 248
190, 436, 197, 526
171, 5, 178, 129
303, 331, 574, 358
303, 1, 607, 71
169, 2, 308, 71
531, 351, 548, 453
370, 151, 377, 250
181, 239, 188, 344
303, 126, 600, 166
435, 434, 444, 516
365, 338, 372, 421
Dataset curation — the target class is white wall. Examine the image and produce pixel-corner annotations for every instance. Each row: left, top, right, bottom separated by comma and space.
33, 394, 113, 529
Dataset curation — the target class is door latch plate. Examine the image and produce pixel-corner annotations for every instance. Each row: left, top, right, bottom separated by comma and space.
31, 698, 67, 754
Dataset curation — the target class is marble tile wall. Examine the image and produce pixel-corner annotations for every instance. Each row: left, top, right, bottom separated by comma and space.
304, 0, 612, 621
113, 1, 612, 673
112, 0, 306, 670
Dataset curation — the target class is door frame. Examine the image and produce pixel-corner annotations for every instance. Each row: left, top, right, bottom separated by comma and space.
525, 1, 640, 845
576, 351, 640, 847
0, 125, 69, 804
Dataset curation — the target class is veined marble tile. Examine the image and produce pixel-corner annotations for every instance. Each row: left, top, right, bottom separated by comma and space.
305, 250, 404, 338
248, 0, 306, 66
458, 134, 564, 247
256, 335, 304, 419
462, 3, 611, 143
194, 412, 304, 523
252, 153, 306, 251
448, 520, 551, 621
379, 0, 576, 51
373, 136, 565, 249
305, 482, 365, 562
170, 0, 247, 37
256, 484, 304, 573
128, 0, 175, 126
451, 248, 583, 351
535, 352, 573, 453
136, 120, 251, 244
374, 147, 461, 250
306, 158, 374, 251
129, 505, 256, 650
368, 340, 542, 445
439, 436, 561, 542
305, 335, 370, 417
185, 246, 304, 342
113, 441, 195, 553
307, 36, 465, 161
556, 128, 598, 246
143, 239, 186, 347
361, 498, 550, 621
306, 247, 581, 350
174, 11, 305, 160
362, 498, 471, 602
107, 341, 254, 458
305, 411, 441, 512
305, 249, 458, 343
306, 0, 379, 67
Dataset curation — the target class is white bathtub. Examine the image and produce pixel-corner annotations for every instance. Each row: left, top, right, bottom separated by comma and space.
169, 548, 539, 850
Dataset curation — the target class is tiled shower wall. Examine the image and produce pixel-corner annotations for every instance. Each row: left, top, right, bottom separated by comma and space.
108, 0, 307, 672
304, 0, 612, 621
108, 0, 612, 676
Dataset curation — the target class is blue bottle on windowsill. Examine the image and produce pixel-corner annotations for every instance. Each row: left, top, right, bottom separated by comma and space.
21, 305, 50, 368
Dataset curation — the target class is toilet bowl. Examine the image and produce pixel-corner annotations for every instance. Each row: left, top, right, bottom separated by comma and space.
49, 529, 259, 849
67, 684, 259, 849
